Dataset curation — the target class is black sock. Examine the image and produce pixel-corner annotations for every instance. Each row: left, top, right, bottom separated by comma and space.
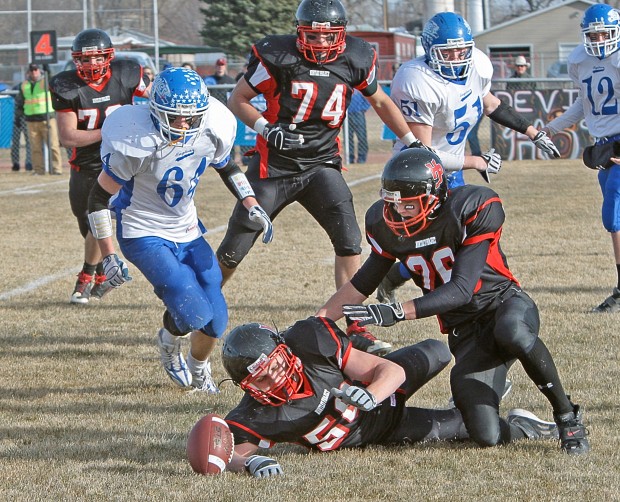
616, 263, 620, 290
82, 263, 97, 276
96, 262, 104, 276
519, 339, 572, 416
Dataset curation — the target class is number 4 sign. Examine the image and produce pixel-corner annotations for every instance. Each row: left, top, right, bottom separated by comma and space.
30, 30, 58, 64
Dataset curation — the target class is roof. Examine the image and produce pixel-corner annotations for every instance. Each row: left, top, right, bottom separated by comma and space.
476, 0, 596, 36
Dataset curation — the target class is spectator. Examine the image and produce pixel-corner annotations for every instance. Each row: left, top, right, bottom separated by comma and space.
204, 58, 235, 86
10, 83, 32, 172
16, 63, 62, 175
181, 62, 195, 71
347, 89, 371, 164
506, 55, 536, 91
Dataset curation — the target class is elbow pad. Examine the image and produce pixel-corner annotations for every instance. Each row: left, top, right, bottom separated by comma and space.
488, 101, 530, 134
217, 159, 255, 200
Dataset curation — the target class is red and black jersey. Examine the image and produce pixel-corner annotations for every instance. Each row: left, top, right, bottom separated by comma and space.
244, 34, 377, 178
50, 59, 147, 172
225, 317, 405, 451
362, 185, 519, 332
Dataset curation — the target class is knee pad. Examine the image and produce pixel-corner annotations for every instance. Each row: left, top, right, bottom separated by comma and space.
163, 310, 186, 337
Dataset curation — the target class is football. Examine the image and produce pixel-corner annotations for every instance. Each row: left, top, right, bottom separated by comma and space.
187, 413, 234, 475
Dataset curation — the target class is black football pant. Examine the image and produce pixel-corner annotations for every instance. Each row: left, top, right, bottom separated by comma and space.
382, 339, 469, 444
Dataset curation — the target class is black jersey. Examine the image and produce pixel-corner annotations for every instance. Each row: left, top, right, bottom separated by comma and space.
244, 34, 377, 178
50, 59, 147, 172
225, 317, 405, 451
363, 185, 519, 332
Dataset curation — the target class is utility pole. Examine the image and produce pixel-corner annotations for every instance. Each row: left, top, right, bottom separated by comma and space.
383, 0, 388, 30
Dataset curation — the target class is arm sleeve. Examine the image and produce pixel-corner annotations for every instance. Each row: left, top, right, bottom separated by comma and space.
350, 252, 395, 297
545, 98, 584, 135
413, 240, 491, 318
88, 180, 114, 213
215, 158, 255, 200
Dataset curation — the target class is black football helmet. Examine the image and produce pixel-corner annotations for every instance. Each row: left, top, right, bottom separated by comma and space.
222, 323, 305, 406
295, 0, 348, 64
381, 148, 448, 237
71, 29, 115, 82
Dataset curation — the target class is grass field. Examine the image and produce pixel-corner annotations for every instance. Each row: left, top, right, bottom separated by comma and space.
0, 155, 618, 501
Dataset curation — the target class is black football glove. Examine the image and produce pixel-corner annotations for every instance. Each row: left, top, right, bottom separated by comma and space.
262, 123, 304, 151
532, 130, 560, 158
342, 302, 406, 327
406, 139, 435, 153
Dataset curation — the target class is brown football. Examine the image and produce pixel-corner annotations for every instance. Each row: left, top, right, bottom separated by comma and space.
187, 413, 234, 475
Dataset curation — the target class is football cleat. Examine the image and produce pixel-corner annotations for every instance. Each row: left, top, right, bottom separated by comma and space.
554, 403, 590, 455
591, 287, 620, 313
507, 408, 559, 440
70, 271, 93, 304
90, 273, 114, 300
189, 360, 220, 394
157, 328, 192, 388
347, 321, 392, 356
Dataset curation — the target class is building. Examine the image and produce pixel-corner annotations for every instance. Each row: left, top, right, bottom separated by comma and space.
474, 0, 595, 79
348, 29, 417, 80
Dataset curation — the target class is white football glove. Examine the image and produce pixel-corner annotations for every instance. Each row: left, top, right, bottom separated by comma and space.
248, 205, 273, 244
480, 148, 502, 183
102, 253, 132, 287
262, 123, 304, 151
532, 130, 560, 158
330, 383, 377, 411
342, 302, 406, 327
244, 455, 284, 478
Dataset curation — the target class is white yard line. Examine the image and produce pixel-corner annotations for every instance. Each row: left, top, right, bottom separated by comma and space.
0, 179, 67, 197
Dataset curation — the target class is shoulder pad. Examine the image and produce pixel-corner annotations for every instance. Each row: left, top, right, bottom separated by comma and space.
254, 35, 302, 68
110, 59, 142, 89
102, 105, 159, 158
472, 48, 493, 80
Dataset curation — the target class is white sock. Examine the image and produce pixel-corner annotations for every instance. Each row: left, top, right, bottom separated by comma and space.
187, 351, 208, 374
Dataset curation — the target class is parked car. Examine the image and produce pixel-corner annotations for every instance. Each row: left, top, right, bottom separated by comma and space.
547, 61, 569, 78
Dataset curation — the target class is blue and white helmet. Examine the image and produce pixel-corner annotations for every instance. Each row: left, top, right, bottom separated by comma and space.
421, 12, 474, 81
581, 4, 620, 59
149, 67, 210, 145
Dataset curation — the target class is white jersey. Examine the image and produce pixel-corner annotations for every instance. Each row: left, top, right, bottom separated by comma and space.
564, 45, 620, 140
390, 48, 493, 156
101, 100, 237, 242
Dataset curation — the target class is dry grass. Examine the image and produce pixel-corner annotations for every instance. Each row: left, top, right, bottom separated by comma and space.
1, 151, 619, 501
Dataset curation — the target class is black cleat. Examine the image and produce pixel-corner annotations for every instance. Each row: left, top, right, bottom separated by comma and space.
591, 287, 620, 313
554, 403, 590, 455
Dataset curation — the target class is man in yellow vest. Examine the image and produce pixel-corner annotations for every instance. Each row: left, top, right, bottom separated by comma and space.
16, 63, 62, 175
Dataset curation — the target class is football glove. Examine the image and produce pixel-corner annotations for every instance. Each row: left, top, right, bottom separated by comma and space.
532, 130, 560, 158
406, 139, 435, 153
330, 383, 377, 411
248, 205, 273, 244
343, 302, 406, 327
480, 148, 502, 183
102, 253, 132, 287
262, 123, 304, 151
244, 455, 284, 478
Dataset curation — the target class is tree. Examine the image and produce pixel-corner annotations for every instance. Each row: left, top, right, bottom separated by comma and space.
199, 0, 299, 58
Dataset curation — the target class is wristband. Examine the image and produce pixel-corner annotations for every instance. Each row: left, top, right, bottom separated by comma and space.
400, 131, 416, 146
253, 117, 268, 136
